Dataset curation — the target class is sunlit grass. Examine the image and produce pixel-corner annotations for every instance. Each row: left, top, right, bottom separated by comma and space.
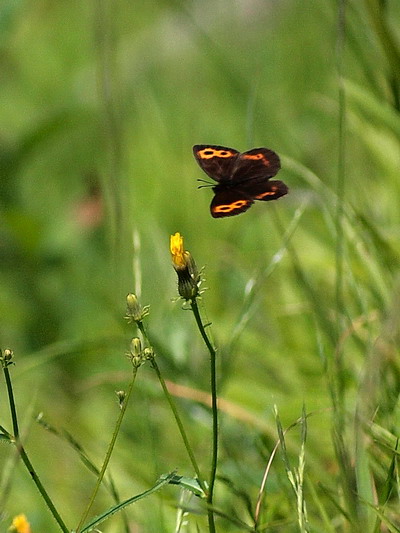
1, 0, 400, 531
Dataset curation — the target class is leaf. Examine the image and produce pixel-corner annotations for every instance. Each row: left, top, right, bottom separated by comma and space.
0, 432, 12, 443
345, 79, 400, 138
76, 472, 176, 533
161, 473, 207, 499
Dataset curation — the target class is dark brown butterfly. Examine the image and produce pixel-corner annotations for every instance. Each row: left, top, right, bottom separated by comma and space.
193, 145, 288, 218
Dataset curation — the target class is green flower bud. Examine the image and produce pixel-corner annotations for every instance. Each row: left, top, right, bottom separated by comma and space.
115, 390, 126, 408
125, 294, 150, 323
126, 337, 144, 368
0, 348, 14, 368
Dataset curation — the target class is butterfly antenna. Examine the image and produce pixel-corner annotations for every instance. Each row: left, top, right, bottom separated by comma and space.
197, 178, 213, 189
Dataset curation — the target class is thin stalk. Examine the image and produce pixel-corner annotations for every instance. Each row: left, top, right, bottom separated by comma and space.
150, 359, 206, 490
2, 364, 69, 533
335, 0, 346, 396
16, 443, 69, 533
190, 298, 218, 533
3, 365, 20, 438
335, 2, 361, 527
75, 368, 138, 533
136, 320, 206, 494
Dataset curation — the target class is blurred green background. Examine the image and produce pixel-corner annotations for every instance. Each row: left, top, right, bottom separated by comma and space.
1, 0, 400, 531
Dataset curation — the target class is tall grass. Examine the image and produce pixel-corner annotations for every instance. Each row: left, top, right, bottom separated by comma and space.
1, 0, 400, 531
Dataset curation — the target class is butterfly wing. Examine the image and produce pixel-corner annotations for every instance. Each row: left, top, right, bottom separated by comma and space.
211, 180, 288, 218
231, 148, 281, 182
244, 179, 288, 202
210, 186, 253, 218
193, 145, 240, 182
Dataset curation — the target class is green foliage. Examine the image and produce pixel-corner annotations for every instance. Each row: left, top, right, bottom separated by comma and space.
1, 0, 400, 531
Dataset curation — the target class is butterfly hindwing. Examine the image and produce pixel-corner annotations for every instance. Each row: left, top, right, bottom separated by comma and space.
210, 187, 253, 218
242, 179, 288, 202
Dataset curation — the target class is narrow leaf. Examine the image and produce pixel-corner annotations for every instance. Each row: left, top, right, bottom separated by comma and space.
77, 472, 176, 533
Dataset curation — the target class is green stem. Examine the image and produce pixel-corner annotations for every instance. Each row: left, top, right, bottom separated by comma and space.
2, 365, 69, 532
17, 443, 70, 532
3, 365, 20, 438
335, 0, 346, 365
150, 359, 206, 490
75, 367, 138, 533
190, 299, 218, 533
136, 321, 207, 494
335, 3, 361, 526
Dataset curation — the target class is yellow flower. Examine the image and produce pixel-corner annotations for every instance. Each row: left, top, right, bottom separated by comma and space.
170, 232, 186, 268
170, 233, 200, 301
9, 514, 31, 533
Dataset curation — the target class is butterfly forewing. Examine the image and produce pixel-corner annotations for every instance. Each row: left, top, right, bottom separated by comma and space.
231, 148, 281, 182
193, 145, 240, 182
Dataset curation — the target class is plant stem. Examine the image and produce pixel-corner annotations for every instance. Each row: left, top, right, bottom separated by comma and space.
190, 298, 218, 533
2, 364, 69, 532
150, 359, 206, 490
334, 3, 362, 527
75, 367, 138, 533
335, 0, 346, 392
3, 364, 20, 438
136, 320, 207, 494
17, 443, 70, 532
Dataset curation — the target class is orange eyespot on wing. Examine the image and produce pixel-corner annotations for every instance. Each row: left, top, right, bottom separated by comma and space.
193, 145, 240, 182
251, 181, 288, 201
233, 148, 281, 180
242, 153, 266, 161
197, 148, 237, 159
210, 188, 253, 218
213, 199, 248, 213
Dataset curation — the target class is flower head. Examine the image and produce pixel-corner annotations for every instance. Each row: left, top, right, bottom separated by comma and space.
170, 232, 186, 268
170, 233, 200, 301
9, 514, 31, 533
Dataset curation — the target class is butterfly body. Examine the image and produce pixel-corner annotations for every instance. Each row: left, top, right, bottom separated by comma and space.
193, 145, 288, 218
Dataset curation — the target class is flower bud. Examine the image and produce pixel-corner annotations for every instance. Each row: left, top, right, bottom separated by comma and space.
115, 390, 126, 409
130, 337, 142, 356
126, 337, 144, 368
125, 294, 150, 323
0, 348, 14, 368
143, 347, 155, 361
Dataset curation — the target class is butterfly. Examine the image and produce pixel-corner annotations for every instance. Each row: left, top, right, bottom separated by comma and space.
193, 145, 288, 218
